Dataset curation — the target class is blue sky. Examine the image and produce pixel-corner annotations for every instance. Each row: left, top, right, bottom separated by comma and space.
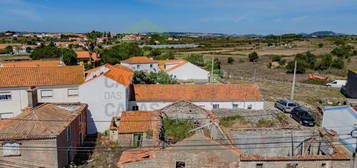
0, 0, 356, 34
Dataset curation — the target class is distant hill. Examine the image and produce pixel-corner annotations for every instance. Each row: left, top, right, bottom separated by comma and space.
305, 31, 344, 37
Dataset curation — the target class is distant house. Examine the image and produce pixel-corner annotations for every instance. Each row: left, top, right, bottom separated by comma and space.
0, 60, 62, 67
323, 106, 357, 153
55, 41, 85, 48
79, 64, 134, 134
75, 51, 100, 66
121, 56, 160, 73
129, 84, 264, 111
0, 66, 84, 118
158, 59, 209, 81
0, 103, 87, 168
122, 34, 142, 41
342, 68, 357, 98
110, 111, 163, 148
117, 133, 240, 168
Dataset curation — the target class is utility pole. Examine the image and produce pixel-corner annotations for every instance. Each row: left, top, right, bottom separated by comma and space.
211, 56, 214, 83
290, 60, 297, 101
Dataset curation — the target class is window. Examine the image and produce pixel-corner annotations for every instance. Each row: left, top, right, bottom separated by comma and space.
247, 104, 253, 109
40, 90, 53, 98
150, 64, 153, 68
256, 163, 263, 168
3, 143, 20, 156
133, 133, 143, 147
132, 106, 139, 111
287, 163, 298, 168
67, 88, 79, 97
0, 113, 13, 119
176, 161, 185, 168
136, 65, 140, 69
233, 104, 238, 109
213, 104, 219, 109
0, 92, 12, 101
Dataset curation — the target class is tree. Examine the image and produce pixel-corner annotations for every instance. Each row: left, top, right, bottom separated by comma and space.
133, 71, 178, 84
316, 54, 333, 70
61, 48, 78, 65
101, 43, 143, 64
248, 52, 259, 62
5, 46, 13, 54
318, 43, 324, 48
156, 50, 175, 60
184, 54, 204, 66
30, 46, 62, 60
286, 60, 306, 73
295, 52, 317, 69
227, 57, 234, 64
331, 45, 354, 58
149, 48, 162, 58
331, 57, 345, 69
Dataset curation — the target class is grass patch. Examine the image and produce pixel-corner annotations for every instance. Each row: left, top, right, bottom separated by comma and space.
276, 113, 289, 126
301, 79, 329, 85
219, 115, 246, 127
163, 118, 194, 143
256, 119, 276, 128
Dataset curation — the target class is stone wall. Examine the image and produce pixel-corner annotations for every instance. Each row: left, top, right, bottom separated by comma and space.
161, 101, 211, 126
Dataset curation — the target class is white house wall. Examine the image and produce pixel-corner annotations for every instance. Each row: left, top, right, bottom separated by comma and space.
79, 76, 128, 134
129, 101, 264, 111
0, 87, 29, 118
121, 63, 160, 73
37, 85, 80, 103
167, 62, 209, 81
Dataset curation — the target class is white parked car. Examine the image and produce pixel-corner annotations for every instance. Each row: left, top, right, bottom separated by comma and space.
325, 80, 347, 88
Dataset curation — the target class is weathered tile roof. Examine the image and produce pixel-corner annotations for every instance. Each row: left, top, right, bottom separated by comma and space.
121, 56, 156, 64
118, 111, 161, 134
0, 60, 61, 67
75, 51, 100, 61
132, 84, 263, 101
0, 66, 85, 88
0, 103, 87, 140
0, 44, 8, 50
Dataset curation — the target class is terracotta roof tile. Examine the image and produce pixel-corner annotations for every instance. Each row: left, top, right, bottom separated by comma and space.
133, 84, 263, 101
0, 44, 8, 50
104, 64, 134, 87
0, 66, 84, 88
118, 111, 161, 134
121, 56, 156, 64
0, 103, 87, 140
75, 51, 100, 62
0, 60, 62, 67
117, 148, 160, 167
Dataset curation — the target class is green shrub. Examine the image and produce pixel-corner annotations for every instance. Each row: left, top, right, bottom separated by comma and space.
220, 115, 245, 127
272, 56, 282, 62
227, 57, 234, 64
163, 118, 194, 143
248, 51, 259, 62
256, 119, 275, 128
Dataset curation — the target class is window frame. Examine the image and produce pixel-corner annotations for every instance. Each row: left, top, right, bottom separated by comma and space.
0, 92, 12, 101
2, 142, 21, 157
40, 90, 53, 98
67, 88, 79, 97
213, 104, 220, 109
233, 104, 238, 109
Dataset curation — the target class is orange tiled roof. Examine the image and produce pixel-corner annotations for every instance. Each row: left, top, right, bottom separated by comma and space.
0, 44, 8, 50
132, 84, 263, 101
84, 64, 134, 87
104, 64, 134, 87
157, 59, 188, 72
0, 103, 87, 140
118, 111, 161, 134
0, 60, 61, 67
0, 66, 84, 88
117, 148, 160, 167
75, 51, 100, 61
121, 56, 156, 64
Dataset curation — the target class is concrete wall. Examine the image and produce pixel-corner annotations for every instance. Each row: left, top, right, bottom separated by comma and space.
0, 87, 28, 118
160, 101, 211, 125
37, 85, 80, 103
239, 160, 350, 168
0, 85, 80, 118
230, 129, 327, 157
120, 134, 240, 168
80, 76, 128, 134
121, 63, 160, 73
167, 62, 209, 81
0, 139, 59, 168
130, 101, 264, 111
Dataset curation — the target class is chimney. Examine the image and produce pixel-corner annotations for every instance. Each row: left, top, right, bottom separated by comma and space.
27, 87, 38, 108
